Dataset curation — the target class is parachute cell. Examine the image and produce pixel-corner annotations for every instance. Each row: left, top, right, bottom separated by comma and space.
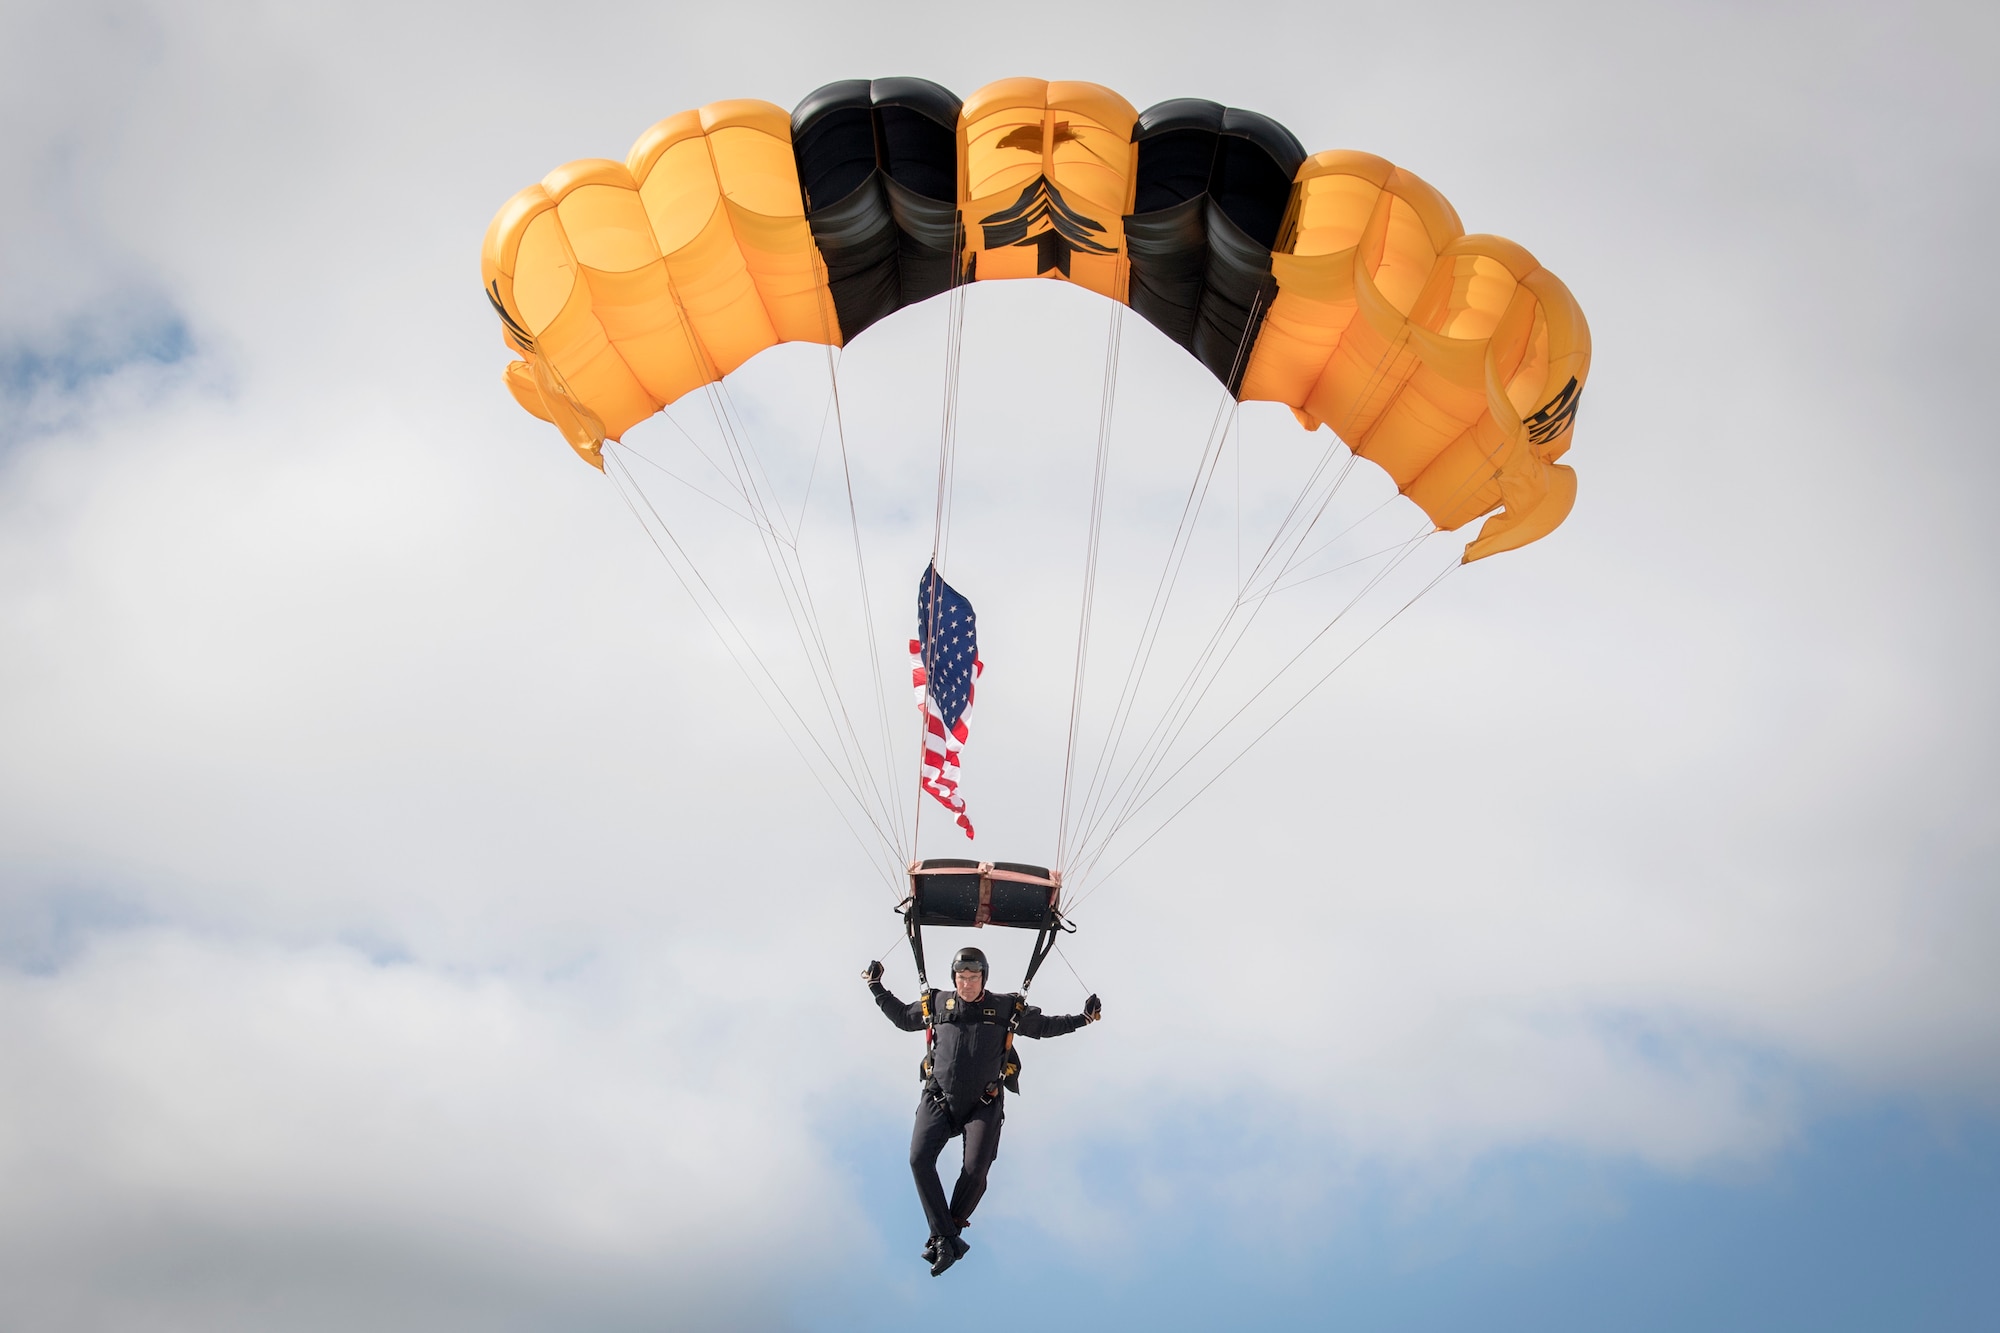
482, 77, 1591, 556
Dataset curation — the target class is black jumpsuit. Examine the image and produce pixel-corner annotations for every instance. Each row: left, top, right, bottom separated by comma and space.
870, 981, 1087, 1241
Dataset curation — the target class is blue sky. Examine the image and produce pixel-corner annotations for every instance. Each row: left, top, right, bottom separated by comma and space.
808, 1105, 2000, 1332
0, 303, 194, 445
0, 1, 1994, 1329
0, 309, 190, 401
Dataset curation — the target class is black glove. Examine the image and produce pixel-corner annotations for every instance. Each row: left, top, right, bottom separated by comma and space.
862, 960, 884, 985
1083, 994, 1102, 1022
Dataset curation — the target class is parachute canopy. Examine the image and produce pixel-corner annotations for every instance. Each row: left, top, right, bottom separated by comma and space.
482, 77, 1591, 562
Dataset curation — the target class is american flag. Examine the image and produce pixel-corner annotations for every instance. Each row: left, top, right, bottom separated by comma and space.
911, 562, 982, 839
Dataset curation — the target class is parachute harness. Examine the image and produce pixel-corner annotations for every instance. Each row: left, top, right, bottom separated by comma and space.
900, 858, 1069, 1089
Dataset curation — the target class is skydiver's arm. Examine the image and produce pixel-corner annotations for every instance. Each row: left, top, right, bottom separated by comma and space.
1013, 1003, 1090, 1038
868, 980, 930, 1032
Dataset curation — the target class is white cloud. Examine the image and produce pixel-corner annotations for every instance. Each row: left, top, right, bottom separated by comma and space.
0, 927, 871, 1331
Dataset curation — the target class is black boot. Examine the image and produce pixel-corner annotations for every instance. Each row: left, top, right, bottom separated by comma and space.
921, 1236, 940, 1265
929, 1232, 969, 1276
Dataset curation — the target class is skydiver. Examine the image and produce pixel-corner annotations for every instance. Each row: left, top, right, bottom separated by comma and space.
862, 946, 1101, 1276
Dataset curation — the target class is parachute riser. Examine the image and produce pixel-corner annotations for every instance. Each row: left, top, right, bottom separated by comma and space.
902, 905, 936, 1043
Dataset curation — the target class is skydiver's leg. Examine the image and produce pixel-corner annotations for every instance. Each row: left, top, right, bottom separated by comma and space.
908, 1097, 962, 1240
946, 1098, 1004, 1225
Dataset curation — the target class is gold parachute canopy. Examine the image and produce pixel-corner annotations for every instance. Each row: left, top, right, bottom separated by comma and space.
481, 77, 1591, 562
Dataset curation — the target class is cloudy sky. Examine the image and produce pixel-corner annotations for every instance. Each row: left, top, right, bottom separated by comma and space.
2, 1, 1995, 1328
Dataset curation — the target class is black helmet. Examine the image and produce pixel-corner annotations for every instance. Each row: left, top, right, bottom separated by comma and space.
950, 946, 988, 977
